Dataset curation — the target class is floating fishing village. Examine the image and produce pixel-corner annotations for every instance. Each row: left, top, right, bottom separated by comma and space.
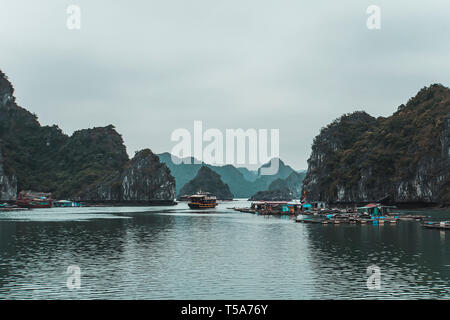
1, 191, 88, 211
2, 188, 450, 232
232, 200, 450, 230
167, 191, 449, 231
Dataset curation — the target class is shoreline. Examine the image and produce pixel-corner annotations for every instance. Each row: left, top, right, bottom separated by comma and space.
0, 199, 178, 207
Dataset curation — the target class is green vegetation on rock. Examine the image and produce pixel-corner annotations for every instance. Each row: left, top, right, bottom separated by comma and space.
303, 84, 450, 204
178, 166, 234, 200
0, 70, 175, 200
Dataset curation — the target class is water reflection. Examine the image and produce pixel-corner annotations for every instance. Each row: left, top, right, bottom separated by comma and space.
0, 204, 449, 299
302, 221, 450, 299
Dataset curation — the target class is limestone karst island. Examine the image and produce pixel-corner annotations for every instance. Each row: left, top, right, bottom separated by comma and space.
1, 1, 450, 305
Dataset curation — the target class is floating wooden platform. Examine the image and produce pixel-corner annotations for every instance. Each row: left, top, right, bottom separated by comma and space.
398, 215, 427, 221
295, 217, 324, 224
233, 207, 256, 213
296, 216, 401, 226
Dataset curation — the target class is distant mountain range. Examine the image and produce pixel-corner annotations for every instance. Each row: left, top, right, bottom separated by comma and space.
158, 152, 306, 198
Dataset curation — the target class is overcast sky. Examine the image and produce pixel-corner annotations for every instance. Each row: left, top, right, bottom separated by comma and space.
1, 0, 449, 170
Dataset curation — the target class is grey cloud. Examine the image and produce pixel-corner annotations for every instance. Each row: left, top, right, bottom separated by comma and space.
1, 0, 449, 169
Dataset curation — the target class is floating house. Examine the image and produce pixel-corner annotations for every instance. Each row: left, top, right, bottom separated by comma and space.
250, 201, 301, 214
311, 201, 326, 209
357, 203, 397, 216
53, 200, 83, 207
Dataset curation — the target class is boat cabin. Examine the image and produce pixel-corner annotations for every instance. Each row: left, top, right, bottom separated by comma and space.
311, 201, 326, 209
188, 192, 218, 209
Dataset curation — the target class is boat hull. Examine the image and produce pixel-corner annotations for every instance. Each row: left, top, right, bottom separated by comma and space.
188, 203, 218, 209
16, 200, 53, 208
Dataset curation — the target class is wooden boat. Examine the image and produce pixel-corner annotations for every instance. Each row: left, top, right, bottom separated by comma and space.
187, 192, 218, 209
16, 191, 53, 208
398, 215, 427, 221
233, 207, 256, 213
423, 221, 450, 230
295, 217, 324, 224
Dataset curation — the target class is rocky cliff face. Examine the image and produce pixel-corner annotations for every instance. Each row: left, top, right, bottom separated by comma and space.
249, 188, 293, 201
159, 153, 296, 198
54, 125, 129, 198
0, 69, 176, 202
284, 171, 306, 198
81, 149, 176, 201
178, 166, 233, 200
0, 146, 17, 200
0, 71, 19, 200
303, 84, 450, 204
248, 169, 305, 201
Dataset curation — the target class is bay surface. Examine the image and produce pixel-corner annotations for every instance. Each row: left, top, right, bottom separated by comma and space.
0, 200, 449, 299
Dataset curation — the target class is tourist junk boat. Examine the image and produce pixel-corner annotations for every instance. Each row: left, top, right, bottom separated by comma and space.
16, 191, 53, 208
187, 192, 218, 209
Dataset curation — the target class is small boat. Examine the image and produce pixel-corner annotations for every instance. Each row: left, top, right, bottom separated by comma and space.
233, 207, 256, 213
188, 192, 218, 209
398, 214, 427, 221
423, 221, 450, 230
295, 216, 324, 224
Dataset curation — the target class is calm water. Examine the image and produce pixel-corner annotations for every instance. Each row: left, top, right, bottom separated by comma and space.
0, 200, 449, 299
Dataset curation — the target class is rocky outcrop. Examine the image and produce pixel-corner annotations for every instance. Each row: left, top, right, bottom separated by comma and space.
303, 84, 450, 205
81, 149, 176, 201
0, 69, 176, 202
249, 188, 293, 201
284, 171, 306, 198
54, 125, 129, 198
159, 153, 296, 198
178, 166, 233, 200
248, 171, 304, 201
0, 146, 17, 200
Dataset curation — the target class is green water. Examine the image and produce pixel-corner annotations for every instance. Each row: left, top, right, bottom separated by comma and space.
0, 201, 449, 299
